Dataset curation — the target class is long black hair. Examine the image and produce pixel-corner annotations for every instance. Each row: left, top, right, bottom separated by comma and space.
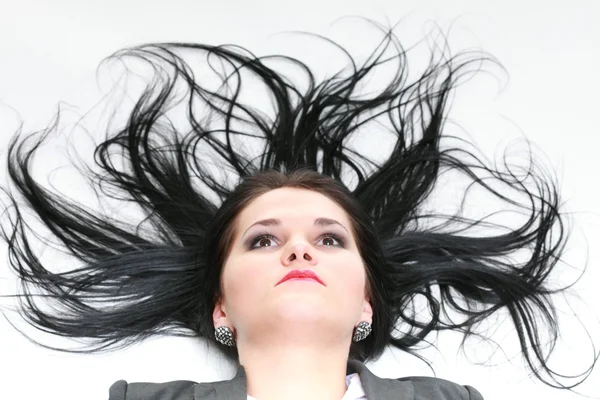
0, 21, 595, 391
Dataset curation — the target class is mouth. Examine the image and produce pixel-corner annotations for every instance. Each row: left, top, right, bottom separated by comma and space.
280, 277, 320, 284
276, 270, 326, 286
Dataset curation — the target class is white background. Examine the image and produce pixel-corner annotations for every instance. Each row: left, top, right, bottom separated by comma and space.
0, 1, 599, 399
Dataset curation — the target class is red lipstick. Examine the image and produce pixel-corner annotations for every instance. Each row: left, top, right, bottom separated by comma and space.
276, 269, 326, 286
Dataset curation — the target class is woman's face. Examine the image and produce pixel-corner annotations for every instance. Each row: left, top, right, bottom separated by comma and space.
213, 187, 372, 341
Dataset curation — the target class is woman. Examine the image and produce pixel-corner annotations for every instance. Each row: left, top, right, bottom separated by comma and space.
0, 24, 595, 399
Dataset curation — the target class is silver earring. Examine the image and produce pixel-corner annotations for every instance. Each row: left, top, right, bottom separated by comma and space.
215, 325, 236, 347
214, 321, 372, 347
352, 321, 372, 342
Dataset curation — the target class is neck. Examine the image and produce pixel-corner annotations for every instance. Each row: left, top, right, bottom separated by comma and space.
239, 345, 350, 400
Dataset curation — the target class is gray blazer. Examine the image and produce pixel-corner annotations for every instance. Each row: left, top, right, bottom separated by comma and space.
108, 359, 484, 399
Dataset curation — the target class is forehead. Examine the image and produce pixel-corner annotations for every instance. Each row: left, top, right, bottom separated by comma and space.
236, 188, 349, 228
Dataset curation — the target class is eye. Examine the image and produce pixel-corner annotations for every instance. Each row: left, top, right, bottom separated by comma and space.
247, 232, 345, 250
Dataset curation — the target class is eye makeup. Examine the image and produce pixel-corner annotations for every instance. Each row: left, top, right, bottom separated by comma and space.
245, 231, 346, 250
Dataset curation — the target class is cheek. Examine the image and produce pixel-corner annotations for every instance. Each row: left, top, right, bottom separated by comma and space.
336, 256, 367, 295
221, 258, 263, 306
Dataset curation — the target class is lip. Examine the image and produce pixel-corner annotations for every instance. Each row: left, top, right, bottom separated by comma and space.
276, 269, 326, 286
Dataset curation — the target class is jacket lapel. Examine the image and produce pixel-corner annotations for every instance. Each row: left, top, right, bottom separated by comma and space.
194, 359, 415, 400
346, 359, 414, 400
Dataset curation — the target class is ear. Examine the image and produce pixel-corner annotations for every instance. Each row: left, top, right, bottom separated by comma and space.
359, 296, 373, 325
213, 298, 230, 327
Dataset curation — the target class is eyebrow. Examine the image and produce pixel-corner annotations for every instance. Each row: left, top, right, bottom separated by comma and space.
242, 217, 349, 238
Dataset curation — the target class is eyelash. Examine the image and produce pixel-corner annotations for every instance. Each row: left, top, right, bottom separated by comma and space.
247, 232, 346, 250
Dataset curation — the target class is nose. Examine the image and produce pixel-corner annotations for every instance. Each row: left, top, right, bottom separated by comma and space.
288, 253, 311, 261
282, 241, 317, 265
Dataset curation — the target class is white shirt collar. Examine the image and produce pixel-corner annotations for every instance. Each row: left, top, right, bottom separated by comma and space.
247, 372, 367, 400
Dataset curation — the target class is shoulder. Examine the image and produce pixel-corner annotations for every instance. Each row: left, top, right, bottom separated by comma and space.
396, 376, 484, 400
107, 375, 483, 400
108, 379, 197, 400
